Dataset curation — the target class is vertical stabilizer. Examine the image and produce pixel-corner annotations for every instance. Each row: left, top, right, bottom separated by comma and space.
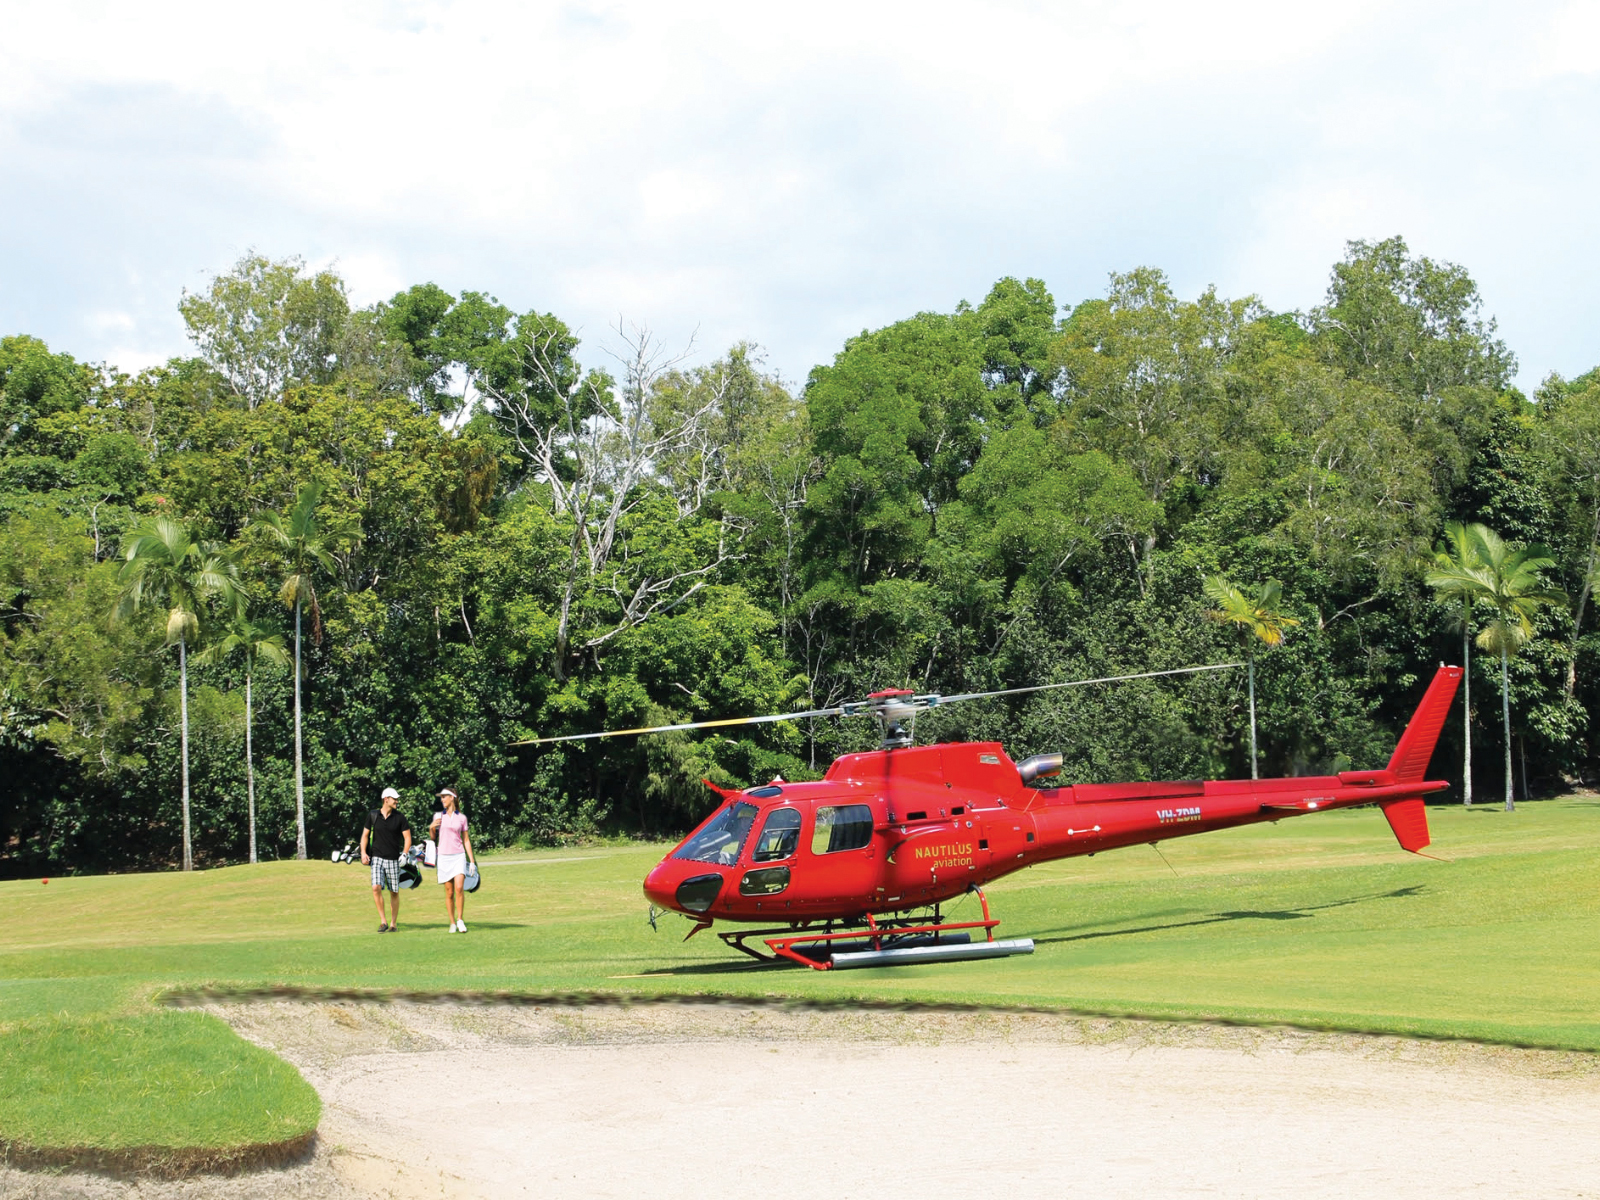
1385, 665, 1463, 784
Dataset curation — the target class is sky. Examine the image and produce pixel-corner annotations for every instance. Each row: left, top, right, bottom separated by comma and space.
2, 0, 1598, 391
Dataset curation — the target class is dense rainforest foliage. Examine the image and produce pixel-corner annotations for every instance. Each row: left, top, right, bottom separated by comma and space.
3, 238, 1597, 875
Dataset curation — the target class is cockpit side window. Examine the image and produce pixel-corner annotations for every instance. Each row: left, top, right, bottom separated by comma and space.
673, 802, 759, 865
811, 804, 873, 854
751, 807, 802, 862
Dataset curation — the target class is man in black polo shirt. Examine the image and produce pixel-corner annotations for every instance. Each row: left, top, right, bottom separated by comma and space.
361, 786, 412, 932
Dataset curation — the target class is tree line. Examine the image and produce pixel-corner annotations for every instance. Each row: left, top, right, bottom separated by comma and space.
1, 237, 1594, 874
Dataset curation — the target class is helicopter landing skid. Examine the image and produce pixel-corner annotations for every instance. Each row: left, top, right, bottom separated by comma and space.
718, 888, 1033, 971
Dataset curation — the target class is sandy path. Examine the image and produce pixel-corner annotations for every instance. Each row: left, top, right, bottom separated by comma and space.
206, 1001, 1600, 1200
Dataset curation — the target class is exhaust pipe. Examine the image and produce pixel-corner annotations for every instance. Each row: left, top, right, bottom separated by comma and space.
1017, 753, 1064, 784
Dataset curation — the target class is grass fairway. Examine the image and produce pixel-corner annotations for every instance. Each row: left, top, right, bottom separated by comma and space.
1, 797, 1596, 1170
2, 796, 1597, 1052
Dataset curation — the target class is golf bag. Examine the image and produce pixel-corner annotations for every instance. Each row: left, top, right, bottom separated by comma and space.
396, 842, 428, 889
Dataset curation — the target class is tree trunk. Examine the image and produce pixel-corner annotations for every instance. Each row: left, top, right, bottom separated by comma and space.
1501, 647, 1514, 812
246, 669, 257, 865
1462, 615, 1472, 807
294, 604, 305, 857
1248, 652, 1258, 781
180, 637, 192, 872
551, 522, 585, 684
1520, 735, 1530, 804
553, 585, 573, 683
1567, 524, 1599, 700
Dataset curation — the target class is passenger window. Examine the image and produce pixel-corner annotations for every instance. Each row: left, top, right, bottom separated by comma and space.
752, 808, 801, 862
812, 804, 873, 854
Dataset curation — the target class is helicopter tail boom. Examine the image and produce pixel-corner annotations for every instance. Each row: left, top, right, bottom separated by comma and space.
1261, 664, 1461, 853
1020, 665, 1462, 863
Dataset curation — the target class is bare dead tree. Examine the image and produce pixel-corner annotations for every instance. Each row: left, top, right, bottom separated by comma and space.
486, 321, 739, 681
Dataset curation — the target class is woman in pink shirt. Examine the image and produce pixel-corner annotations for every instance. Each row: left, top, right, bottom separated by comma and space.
430, 787, 476, 933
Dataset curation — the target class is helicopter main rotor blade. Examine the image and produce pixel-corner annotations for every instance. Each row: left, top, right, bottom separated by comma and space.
511, 662, 1241, 746
931, 662, 1242, 707
510, 704, 847, 746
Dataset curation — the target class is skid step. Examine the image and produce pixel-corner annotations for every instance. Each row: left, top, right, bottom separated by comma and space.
830, 937, 1035, 970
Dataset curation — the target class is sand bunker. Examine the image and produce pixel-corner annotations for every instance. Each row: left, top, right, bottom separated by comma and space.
7, 1003, 1596, 1199
194, 1001, 1600, 1200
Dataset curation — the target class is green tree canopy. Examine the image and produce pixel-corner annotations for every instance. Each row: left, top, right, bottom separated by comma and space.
179, 253, 350, 408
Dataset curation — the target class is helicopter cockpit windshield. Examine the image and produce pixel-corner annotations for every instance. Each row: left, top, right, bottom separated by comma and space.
673, 801, 759, 865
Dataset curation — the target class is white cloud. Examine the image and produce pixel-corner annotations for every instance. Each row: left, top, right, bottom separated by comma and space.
314, 251, 410, 310
2, 0, 1597, 387
1535, 2, 1600, 77
85, 310, 137, 336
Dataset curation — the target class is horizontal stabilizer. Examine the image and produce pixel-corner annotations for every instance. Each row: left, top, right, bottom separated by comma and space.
1381, 797, 1431, 853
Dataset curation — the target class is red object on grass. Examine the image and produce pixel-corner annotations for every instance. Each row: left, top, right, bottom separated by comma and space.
640, 665, 1464, 968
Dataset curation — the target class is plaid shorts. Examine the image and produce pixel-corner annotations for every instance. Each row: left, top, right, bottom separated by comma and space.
371, 857, 401, 891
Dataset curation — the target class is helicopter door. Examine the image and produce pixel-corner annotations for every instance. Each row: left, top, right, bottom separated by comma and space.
790, 801, 879, 913
739, 806, 802, 902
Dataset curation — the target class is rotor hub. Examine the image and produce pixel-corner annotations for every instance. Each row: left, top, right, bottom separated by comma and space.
844, 689, 940, 747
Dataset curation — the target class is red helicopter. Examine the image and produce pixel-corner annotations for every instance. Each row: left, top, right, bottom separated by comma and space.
521, 663, 1462, 970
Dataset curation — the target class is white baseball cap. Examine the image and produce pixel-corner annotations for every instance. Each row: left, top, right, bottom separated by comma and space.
381, 786, 400, 799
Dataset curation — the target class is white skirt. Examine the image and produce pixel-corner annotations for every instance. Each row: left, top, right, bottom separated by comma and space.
437, 853, 467, 884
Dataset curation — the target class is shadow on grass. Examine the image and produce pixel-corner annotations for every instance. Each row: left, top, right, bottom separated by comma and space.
1034, 885, 1426, 947
635, 958, 800, 977
604, 886, 1427, 970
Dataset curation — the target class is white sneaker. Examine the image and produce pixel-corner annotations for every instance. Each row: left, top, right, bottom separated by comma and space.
447, 923, 458, 933
456, 921, 467, 933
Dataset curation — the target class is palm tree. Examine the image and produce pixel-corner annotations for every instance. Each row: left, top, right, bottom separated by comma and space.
115, 517, 240, 871
1459, 526, 1564, 811
1204, 576, 1300, 780
254, 482, 339, 860
1426, 522, 1487, 805
195, 612, 288, 864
